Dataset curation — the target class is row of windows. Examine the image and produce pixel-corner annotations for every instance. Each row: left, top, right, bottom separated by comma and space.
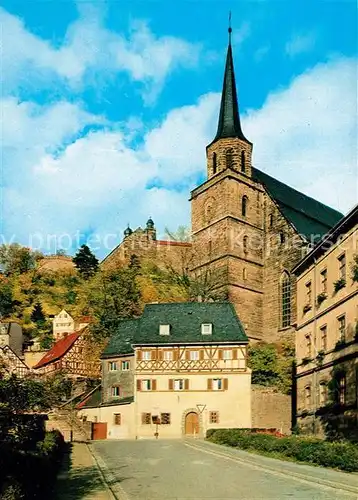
134, 378, 229, 392
139, 411, 219, 425
109, 360, 130, 371
304, 252, 350, 307
304, 374, 346, 408
304, 314, 347, 357
159, 323, 212, 336
212, 149, 246, 175
138, 349, 240, 362
55, 322, 72, 328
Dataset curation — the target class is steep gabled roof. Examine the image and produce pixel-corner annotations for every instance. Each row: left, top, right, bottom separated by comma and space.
101, 319, 137, 358
252, 167, 343, 241
33, 331, 81, 369
135, 302, 248, 346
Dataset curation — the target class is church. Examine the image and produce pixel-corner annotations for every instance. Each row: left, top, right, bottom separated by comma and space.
102, 28, 343, 343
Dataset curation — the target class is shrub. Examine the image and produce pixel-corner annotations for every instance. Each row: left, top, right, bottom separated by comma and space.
206, 429, 358, 472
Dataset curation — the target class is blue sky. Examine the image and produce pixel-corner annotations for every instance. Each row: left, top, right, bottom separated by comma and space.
1, 0, 357, 257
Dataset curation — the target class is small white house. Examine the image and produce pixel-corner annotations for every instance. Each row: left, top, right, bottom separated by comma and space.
53, 309, 75, 341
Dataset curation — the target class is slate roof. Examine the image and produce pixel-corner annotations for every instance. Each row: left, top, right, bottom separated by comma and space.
252, 168, 343, 241
33, 331, 81, 369
211, 37, 249, 145
77, 386, 134, 409
101, 319, 137, 358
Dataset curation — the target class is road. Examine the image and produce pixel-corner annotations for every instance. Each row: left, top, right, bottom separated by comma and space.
91, 439, 358, 500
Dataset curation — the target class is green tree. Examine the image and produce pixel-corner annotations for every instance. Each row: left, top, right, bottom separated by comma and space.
72, 244, 99, 278
0, 244, 41, 276
30, 302, 46, 326
0, 281, 14, 317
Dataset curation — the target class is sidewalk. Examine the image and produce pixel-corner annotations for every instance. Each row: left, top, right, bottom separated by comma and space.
186, 439, 358, 495
55, 443, 114, 500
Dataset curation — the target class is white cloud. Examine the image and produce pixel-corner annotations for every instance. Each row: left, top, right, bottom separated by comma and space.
0, 6, 200, 102
285, 32, 316, 57
1, 57, 357, 257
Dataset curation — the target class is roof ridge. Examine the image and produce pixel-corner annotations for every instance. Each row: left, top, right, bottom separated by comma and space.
252, 167, 343, 219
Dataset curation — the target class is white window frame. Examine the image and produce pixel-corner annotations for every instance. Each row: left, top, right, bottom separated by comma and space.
159, 324, 170, 336
121, 360, 130, 371
142, 351, 151, 361
163, 350, 173, 361
212, 379, 223, 391
223, 350, 231, 360
111, 386, 120, 397
109, 361, 117, 371
190, 350, 199, 361
201, 323, 212, 335
174, 379, 184, 391
141, 379, 152, 391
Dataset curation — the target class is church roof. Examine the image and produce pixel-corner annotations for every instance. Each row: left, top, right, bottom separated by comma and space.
252, 167, 344, 241
211, 32, 249, 145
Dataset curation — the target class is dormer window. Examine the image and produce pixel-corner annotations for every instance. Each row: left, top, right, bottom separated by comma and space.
160, 324, 170, 335
201, 323, 212, 335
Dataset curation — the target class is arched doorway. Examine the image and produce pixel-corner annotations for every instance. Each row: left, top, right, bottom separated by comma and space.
185, 412, 199, 435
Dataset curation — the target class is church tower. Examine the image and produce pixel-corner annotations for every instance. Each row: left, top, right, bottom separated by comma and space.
190, 25, 264, 340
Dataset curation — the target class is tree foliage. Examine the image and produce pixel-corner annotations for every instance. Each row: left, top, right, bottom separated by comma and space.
248, 341, 295, 394
72, 244, 99, 278
0, 280, 14, 317
0, 244, 42, 276
30, 301, 46, 325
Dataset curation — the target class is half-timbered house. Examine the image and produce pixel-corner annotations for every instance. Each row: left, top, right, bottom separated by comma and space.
78, 302, 251, 439
33, 328, 101, 379
0, 345, 29, 378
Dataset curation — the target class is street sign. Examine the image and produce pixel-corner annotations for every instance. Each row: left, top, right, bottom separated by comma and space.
196, 404, 206, 414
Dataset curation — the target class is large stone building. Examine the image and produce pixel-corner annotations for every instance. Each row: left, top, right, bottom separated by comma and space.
78, 302, 252, 439
102, 29, 343, 343
293, 204, 358, 439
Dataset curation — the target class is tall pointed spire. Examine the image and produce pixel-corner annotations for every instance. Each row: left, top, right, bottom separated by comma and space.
214, 16, 248, 142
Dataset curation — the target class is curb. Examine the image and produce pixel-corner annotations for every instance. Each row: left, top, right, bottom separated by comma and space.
87, 444, 129, 500
185, 441, 358, 496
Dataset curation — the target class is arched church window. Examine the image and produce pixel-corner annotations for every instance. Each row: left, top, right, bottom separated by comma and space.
243, 268, 247, 280
279, 232, 285, 245
213, 152, 217, 174
241, 151, 245, 172
242, 196, 248, 217
269, 214, 273, 228
226, 148, 234, 169
243, 236, 248, 254
281, 271, 291, 328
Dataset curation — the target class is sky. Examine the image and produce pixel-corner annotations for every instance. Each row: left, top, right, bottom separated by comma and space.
1, 0, 357, 258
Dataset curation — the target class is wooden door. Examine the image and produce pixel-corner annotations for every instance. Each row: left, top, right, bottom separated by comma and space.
92, 422, 107, 440
185, 412, 199, 435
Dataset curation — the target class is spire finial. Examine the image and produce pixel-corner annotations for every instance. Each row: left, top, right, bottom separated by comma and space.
228, 11, 232, 43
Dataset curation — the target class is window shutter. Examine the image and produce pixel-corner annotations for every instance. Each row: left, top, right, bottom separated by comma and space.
152, 379, 157, 391
151, 350, 157, 360
141, 413, 146, 425
158, 350, 163, 361
232, 349, 238, 360
169, 379, 174, 390
173, 350, 178, 361
136, 379, 141, 391
223, 378, 229, 390
199, 350, 204, 360
218, 349, 223, 360
207, 379, 212, 390
137, 350, 142, 361
184, 379, 189, 390
185, 350, 190, 361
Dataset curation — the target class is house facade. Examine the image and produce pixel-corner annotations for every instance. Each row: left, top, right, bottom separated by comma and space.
52, 309, 75, 341
78, 302, 251, 439
101, 29, 343, 344
293, 204, 358, 439
0, 345, 29, 378
33, 328, 101, 379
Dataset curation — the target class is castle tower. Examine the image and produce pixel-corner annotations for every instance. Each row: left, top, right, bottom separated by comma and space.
190, 25, 264, 340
